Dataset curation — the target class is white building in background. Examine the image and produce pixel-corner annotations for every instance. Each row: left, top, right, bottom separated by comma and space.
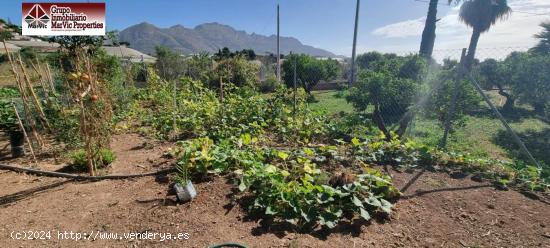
102, 45, 157, 63
315, 56, 345, 63
6, 40, 60, 53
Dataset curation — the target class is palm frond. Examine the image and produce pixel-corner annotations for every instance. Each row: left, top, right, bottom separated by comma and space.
459, 0, 512, 33
530, 21, 550, 55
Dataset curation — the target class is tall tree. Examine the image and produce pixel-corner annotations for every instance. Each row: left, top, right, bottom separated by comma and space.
419, 0, 440, 57
419, 0, 460, 57
530, 21, 550, 55
459, 0, 511, 70
281, 54, 339, 95
477, 59, 514, 112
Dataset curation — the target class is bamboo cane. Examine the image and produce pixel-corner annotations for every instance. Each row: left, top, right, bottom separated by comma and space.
35, 58, 49, 94
45, 64, 56, 95
30, 58, 50, 98
12, 103, 37, 164
16, 53, 51, 130
3, 41, 43, 148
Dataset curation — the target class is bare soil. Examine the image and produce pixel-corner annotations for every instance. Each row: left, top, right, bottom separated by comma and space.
0, 133, 549, 247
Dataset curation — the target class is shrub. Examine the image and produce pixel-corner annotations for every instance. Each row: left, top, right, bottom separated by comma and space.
69, 148, 116, 171
259, 75, 280, 93
282, 54, 340, 95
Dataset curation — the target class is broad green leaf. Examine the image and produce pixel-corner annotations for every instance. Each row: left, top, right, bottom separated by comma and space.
365, 196, 382, 207
264, 165, 277, 173
352, 195, 363, 207
277, 151, 289, 160
303, 164, 314, 174
301, 210, 311, 222
324, 221, 336, 229
286, 218, 298, 225
238, 180, 247, 192
303, 148, 315, 156
351, 137, 361, 146
360, 208, 371, 221
265, 206, 277, 215
380, 199, 393, 214
281, 170, 290, 177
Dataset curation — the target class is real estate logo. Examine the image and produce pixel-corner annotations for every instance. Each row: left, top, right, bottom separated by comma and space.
22, 3, 105, 36
24, 4, 50, 29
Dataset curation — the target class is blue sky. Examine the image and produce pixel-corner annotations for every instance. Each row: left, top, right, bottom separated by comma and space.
2, 0, 548, 58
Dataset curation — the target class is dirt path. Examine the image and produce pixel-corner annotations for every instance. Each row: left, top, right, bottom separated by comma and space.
0, 134, 549, 247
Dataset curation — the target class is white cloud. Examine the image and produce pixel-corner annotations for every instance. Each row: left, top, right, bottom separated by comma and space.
369, 0, 550, 60
372, 17, 426, 38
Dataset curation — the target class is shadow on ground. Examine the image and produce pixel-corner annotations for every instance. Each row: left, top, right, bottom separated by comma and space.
492, 127, 550, 165
0, 179, 73, 207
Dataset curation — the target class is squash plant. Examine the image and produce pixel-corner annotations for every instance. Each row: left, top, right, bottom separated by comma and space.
0, 87, 21, 134
238, 159, 399, 228
174, 135, 400, 229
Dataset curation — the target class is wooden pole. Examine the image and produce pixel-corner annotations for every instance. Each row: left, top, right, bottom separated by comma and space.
30, 58, 49, 98
276, 4, 281, 81
3, 41, 42, 148
12, 103, 37, 163
292, 51, 297, 116
45, 64, 56, 95
173, 79, 177, 132
16, 53, 51, 130
350, 0, 361, 88
219, 75, 224, 103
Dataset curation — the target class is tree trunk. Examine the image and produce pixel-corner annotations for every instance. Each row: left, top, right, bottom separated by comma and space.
495, 84, 514, 113
396, 111, 413, 138
304, 81, 312, 95
419, 0, 439, 57
372, 103, 392, 141
465, 28, 481, 71
533, 102, 545, 115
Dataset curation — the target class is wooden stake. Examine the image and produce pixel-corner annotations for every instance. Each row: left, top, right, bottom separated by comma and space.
12, 103, 37, 164
30, 58, 49, 98
16, 53, 51, 130
3, 41, 43, 148
45, 64, 56, 95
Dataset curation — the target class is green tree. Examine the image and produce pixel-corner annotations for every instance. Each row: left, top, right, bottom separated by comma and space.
211, 55, 259, 90
346, 55, 428, 139
281, 54, 339, 94
347, 71, 419, 140
530, 22, 550, 55
476, 58, 515, 112
154, 45, 186, 81
459, 0, 511, 70
425, 68, 481, 126
506, 52, 550, 115
238, 49, 257, 60
356, 51, 384, 70
215, 47, 232, 60
188, 52, 212, 83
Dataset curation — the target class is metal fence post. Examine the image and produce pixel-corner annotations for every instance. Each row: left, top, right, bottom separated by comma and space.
439, 48, 467, 148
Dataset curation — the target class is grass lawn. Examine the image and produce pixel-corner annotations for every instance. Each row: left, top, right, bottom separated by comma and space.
311, 89, 549, 166
309, 90, 353, 114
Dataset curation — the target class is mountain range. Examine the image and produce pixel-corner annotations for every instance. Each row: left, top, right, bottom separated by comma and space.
118, 22, 335, 57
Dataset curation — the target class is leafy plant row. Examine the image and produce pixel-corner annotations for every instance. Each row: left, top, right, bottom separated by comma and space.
170, 135, 399, 229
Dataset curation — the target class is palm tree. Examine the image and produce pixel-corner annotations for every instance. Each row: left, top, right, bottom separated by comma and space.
419, 0, 461, 57
530, 21, 550, 55
459, 0, 511, 70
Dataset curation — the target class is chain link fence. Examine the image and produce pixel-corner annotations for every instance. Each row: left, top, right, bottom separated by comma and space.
283, 45, 548, 172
